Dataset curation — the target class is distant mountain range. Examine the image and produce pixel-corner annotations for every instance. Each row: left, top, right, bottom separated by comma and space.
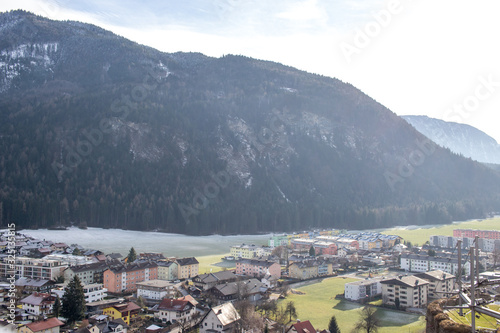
402, 116, 500, 165
1, 10, 500, 234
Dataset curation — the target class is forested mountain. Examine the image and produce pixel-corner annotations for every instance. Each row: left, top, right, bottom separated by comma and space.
1, 10, 500, 234
402, 115, 500, 165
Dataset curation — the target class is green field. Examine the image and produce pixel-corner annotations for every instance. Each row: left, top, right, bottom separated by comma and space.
381, 217, 500, 246
448, 304, 500, 330
279, 277, 425, 332
197, 253, 234, 274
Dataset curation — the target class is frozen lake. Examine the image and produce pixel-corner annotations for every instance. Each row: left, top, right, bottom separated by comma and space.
17, 227, 270, 257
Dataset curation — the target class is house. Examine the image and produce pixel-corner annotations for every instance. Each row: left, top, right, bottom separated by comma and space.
288, 261, 318, 280
18, 317, 64, 333
104, 261, 158, 293
53, 283, 107, 303
312, 241, 338, 255
192, 271, 238, 291
286, 320, 316, 333
157, 261, 178, 281
344, 278, 383, 301
102, 301, 141, 325
77, 316, 129, 333
288, 259, 332, 280
51, 243, 69, 252
175, 257, 199, 280
156, 298, 196, 324
414, 270, 455, 299
79, 318, 129, 333
235, 259, 281, 279
380, 275, 429, 308
230, 244, 264, 259
199, 302, 240, 333
136, 279, 177, 300
64, 261, 109, 285
139, 253, 166, 261
210, 278, 264, 302
15, 278, 55, 294
20, 293, 56, 317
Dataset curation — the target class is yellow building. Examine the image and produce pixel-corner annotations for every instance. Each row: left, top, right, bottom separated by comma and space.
102, 302, 140, 325
229, 244, 263, 259
288, 262, 318, 280
175, 257, 199, 279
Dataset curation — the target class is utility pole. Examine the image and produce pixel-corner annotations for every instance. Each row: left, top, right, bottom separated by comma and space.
446, 241, 500, 333
470, 245, 475, 333
457, 240, 462, 316
475, 236, 480, 290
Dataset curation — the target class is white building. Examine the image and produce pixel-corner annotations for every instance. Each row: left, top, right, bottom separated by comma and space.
344, 278, 382, 301
400, 254, 472, 276
0, 257, 68, 281
200, 302, 240, 333
136, 279, 176, 300
156, 298, 196, 324
380, 275, 429, 309
53, 283, 107, 303
43, 254, 93, 266
20, 293, 56, 317
414, 270, 455, 299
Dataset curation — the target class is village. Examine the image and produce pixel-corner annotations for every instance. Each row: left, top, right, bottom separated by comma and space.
1, 225, 500, 333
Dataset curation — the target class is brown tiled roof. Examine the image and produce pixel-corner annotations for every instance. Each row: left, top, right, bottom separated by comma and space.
288, 320, 316, 333
158, 298, 192, 312
25, 318, 64, 332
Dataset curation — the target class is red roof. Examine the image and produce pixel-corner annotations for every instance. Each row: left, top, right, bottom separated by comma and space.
26, 318, 64, 332
158, 298, 191, 312
113, 302, 140, 314
289, 320, 316, 333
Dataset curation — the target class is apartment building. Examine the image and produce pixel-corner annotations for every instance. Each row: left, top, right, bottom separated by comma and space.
0, 257, 68, 281
104, 261, 158, 293
380, 275, 429, 308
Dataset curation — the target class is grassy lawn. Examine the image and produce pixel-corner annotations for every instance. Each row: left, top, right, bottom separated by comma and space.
197, 253, 235, 274
447, 304, 500, 330
279, 277, 425, 332
381, 217, 500, 246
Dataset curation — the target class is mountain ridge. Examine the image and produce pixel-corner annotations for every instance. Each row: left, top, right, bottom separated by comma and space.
1, 10, 500, 234
402, 115, 500, 165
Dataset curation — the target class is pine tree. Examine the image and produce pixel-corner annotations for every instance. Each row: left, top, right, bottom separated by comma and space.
309, 245, 315, 257
53, 295, 61, 318
61, 275, 86, 325
328, 314, 341, 333
127, 247, 137, 263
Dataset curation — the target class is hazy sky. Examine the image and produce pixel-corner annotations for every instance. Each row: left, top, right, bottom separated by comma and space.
2, 0, 500, 142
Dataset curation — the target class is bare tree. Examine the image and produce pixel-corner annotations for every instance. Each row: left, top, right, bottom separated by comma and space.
492, 248, 500, 268
285, 301, 298, 323
354, 306, 380, 333
234, 299, 264, 332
